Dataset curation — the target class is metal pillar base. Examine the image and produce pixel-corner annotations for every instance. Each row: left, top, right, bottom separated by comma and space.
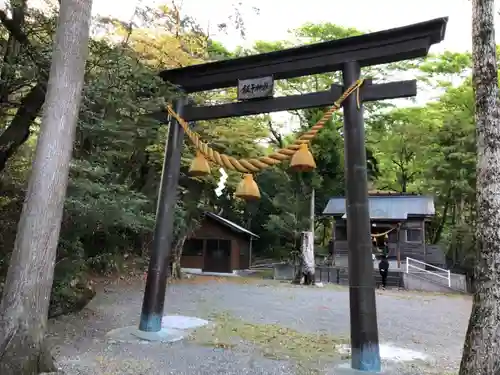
106, 326, 185, 343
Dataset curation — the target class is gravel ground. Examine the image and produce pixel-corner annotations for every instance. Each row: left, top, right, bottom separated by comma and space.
47, 277, 471, 374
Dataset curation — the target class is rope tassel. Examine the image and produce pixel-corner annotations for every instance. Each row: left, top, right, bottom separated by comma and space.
167, 79, 365, 200
235, 174, 260, 200
290, 143, 316, 172
189, 151, 210, 176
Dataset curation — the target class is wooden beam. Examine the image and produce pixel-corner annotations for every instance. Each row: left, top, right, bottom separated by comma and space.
162, 80, 416, 121
159, 18, 447, 93
182, 86, 342, 121
362, 80, 417, 101
147, 110, 169, 124
163, 39, 429, 93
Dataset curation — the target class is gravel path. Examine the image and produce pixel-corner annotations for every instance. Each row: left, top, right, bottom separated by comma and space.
47, 277, 471, 374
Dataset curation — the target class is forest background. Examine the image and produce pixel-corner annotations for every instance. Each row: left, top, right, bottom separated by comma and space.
0, 0, 477, 314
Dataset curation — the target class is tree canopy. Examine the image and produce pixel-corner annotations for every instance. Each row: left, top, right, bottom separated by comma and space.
0, 0, 480, 314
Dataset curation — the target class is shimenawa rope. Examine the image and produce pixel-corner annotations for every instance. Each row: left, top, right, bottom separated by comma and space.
166, 79, 365, 174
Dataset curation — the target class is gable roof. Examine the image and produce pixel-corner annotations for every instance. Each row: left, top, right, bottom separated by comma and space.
322, 195, 435, 219
204, 212, 259, 238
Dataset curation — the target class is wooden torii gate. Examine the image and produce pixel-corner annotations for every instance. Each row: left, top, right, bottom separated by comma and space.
143, 17, 448, 372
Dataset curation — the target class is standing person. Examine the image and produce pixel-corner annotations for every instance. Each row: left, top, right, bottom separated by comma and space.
378, 255, 389, 289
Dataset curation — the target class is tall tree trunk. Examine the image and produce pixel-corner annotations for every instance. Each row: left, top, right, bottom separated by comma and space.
169, 210, 204, 280
171, 235, 188, 280
459, 1, 500, 374
431, 187, 452, 244
304, 187, 316, 284
292, 185, 316, 284
300, 231, 315, 285
0, 1, 93, 374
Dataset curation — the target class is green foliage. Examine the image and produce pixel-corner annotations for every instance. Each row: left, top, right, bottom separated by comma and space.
367, 51, 477, 270
66, 160, 156, 231
368, 107, 439, 192
419, 51, 472, 75
0, 2, 482, 313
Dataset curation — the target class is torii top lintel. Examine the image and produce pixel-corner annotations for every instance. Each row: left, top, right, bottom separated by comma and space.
159, 17, 448, 93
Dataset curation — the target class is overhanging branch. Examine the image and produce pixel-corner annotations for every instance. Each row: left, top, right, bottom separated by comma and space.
0, 10, 50, 78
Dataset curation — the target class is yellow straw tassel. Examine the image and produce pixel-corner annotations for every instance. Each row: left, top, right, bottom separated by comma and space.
189, 151, 211, 177
290, 143, 316, 172
235, 174, 261, 201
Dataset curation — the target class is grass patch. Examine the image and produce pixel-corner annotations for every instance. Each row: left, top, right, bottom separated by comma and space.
376, 288, 470, 300
176, 275, 348, 292
172, 273, 350, 294
172, 274, 273, 286
247, 268, 274, 279
190, 312, 349, 365
314, 283, 346, 291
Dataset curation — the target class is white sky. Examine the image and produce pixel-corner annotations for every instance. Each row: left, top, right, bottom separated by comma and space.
90, 0, 499, 124
16, 0, 497, 129
91, 0, 500, 53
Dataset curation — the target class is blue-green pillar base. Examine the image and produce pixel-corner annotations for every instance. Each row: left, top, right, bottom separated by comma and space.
106, 325, 185, 343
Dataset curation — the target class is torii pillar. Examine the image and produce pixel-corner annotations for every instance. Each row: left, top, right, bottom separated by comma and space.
143, 17, 448, 374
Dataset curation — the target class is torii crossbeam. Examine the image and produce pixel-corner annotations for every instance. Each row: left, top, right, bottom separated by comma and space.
143, 17, 448, 373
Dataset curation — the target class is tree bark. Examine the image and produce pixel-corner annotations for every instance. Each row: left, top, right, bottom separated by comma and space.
459, 0, 500, 374
169, 208, 204, 280
431, 187, 452, 244
170, 235, 187, 280
0, 6, 53, 174
300, 231, 315, 285
0, 0, 93, 374
0, 82, 47, 173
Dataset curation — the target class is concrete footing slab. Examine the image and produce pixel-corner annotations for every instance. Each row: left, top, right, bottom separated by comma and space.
106, 325, 185, 343
106, 315, 210, 344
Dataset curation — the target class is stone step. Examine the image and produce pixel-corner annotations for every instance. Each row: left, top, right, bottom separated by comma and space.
373, 271, 402, 288
314, 269, 402, 289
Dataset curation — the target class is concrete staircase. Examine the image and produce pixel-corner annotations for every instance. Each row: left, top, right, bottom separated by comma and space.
403, 256, 468, 293
314, 267, 402, 289
273, 260, 466, 293
373, 270, 402, 289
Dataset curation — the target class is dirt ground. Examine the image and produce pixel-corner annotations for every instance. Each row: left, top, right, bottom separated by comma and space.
47, 276, 469, 375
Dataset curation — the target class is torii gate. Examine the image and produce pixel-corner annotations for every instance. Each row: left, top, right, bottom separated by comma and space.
143, 17, 448, 372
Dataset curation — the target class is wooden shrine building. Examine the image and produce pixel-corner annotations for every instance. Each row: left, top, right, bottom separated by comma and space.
180, 212, 258, 274
323, 192, 445, 267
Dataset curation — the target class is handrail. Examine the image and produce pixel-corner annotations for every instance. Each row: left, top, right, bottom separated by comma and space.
407, 264, 448, 279
405, 256, 448, 273
406, 257, 451, 288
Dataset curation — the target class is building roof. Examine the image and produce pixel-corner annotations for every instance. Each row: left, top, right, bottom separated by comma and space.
322, 195, 435, 219
205, 212, 259, 238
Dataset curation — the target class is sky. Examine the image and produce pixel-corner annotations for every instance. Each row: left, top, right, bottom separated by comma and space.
15, 0, 498, 129
89, 0, 499, 124
90, 0, 500, 53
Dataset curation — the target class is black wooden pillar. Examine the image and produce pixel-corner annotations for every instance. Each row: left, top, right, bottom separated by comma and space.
139, 97, 186, 332
342, 61, 381, 372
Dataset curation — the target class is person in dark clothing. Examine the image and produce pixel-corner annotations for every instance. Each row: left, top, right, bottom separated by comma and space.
378, 255, 389, 289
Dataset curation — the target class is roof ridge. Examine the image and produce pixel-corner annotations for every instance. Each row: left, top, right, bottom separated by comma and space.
204, 211, 259, 238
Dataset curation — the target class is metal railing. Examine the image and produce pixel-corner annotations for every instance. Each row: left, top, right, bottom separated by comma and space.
405, 256, 451, 288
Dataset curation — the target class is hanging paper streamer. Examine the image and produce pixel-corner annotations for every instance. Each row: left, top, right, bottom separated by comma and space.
215, 168, 228, 197
166, 79, 364, 201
